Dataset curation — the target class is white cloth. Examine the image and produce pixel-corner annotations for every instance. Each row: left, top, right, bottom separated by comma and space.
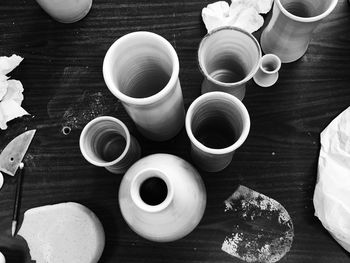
314, 106, 350, 252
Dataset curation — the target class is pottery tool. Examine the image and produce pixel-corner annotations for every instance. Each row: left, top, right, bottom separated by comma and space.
0, 130, 36, 236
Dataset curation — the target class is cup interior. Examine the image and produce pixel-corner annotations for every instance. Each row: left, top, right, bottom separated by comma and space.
189, 94, 247, 150
261, 54, 281, 74
81, 118, 129, 165
198, 28, 260, 85
280, 0, 335, 18
107, 33, 175, 99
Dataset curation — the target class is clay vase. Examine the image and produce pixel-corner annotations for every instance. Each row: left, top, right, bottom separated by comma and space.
185, 92, 250, 172
35, 0, 93, 23
118, 154, 207, 242
253, 54, 281, 87
261, 0, 338, 63
103, 32, 185, 141
198, 27, 261, 101
79, 116, 141, 174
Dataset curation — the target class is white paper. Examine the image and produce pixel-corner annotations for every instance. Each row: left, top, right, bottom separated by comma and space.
201, 0, 272, 33
314, 106, 350, 252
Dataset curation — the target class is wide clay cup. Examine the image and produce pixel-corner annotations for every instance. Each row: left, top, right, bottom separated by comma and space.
185, 92, 250, 172
261, 0, 338, 63
36, 0, 93, 23
198, 27, 261, 100
103, 32, 185, 141
79, 116, 141, 174
119, 154, 207, 242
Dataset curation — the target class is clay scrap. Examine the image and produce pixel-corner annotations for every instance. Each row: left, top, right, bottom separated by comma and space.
202, 0, 273, 33
0, 54, 29, 130
222, 185, 294, 263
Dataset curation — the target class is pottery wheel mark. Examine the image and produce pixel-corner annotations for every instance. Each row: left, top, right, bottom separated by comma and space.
221, 185, 294, 263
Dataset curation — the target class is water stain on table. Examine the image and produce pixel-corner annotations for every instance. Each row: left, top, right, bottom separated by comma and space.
47, 66, 119, 133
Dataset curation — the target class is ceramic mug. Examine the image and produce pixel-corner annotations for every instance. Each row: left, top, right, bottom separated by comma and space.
261, 0, 338, 63
79, 116, 141, 174
198, 26, 262, 100
103, 31, 185, 141
35, 0, 93, 23
185, 92, 250, 172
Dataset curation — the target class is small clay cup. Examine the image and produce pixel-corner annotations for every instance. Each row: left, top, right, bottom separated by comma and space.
79, 116, 141, 174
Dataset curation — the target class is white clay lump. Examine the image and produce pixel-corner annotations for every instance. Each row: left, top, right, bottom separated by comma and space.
18, 202, 105, 263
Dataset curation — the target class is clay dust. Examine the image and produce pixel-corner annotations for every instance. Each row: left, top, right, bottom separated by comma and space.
221, 185, 294, 263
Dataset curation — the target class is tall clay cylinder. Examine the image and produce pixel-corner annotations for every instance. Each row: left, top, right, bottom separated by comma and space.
185, 92, 250, 172
198, 27, 261, 100
119, 154, 206, 242
103, 32, 185, 141
261, 0, 338, 63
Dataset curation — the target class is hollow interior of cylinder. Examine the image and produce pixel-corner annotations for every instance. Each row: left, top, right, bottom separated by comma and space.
199, 29, 260, 84
85, 120, 127, 163
139, 177, 168, 206
112, 37, 173, 98
261, 57, 279, 72
191, 98, 244, 149
280, 0, 333, 17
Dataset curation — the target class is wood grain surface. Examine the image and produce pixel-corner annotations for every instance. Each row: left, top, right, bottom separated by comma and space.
0, 0, 350, 262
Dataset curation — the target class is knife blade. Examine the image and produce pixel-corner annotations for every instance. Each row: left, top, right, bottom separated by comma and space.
0, 130, 36, 176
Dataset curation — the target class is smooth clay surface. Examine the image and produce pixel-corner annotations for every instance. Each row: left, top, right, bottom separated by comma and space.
119, 154, 207, 242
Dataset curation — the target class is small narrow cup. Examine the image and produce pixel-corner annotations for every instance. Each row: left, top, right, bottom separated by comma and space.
79, 116, 141, 174
103, 31, 185, 141
185, 92, 250, 172
253, 54, 282, 87
198, 27, 262, 100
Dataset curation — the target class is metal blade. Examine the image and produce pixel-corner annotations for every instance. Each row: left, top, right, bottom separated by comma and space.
0, 130, 36, 176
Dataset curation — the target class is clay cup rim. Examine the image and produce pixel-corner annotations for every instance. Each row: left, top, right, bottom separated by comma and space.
276, 0, 338, 23
79, 116, 131, 167
198, 26, 262, 88
103, 31, 179, 106
185, 92, 251, 155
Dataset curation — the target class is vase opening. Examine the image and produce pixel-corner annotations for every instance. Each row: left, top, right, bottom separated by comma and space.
279, 0, 335, 18
260, 54, 281, 74
81, 117, 130, 165
198, 27, 261, 87
139, 177, 168, 206
190, 96, 246, 150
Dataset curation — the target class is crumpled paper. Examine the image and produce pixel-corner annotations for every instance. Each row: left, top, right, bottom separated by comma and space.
202, 0, 273, 33
314, 106, 350, 253
0, 54, 29, 130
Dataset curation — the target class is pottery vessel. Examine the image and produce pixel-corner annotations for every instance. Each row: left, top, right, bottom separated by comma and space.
185, 92, 250, 172
36, 0, 92, 23
198, 27, 261, 100
103, 32, 185, 141
119, 154, 206, 242
253, 54, 281, 87
79, 116, 141, 174
261, 0, 338, 63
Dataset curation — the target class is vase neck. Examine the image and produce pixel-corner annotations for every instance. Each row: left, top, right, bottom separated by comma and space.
130, 168, 174, 213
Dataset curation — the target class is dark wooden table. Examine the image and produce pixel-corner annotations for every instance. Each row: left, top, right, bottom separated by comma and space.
0, 0, 350, 262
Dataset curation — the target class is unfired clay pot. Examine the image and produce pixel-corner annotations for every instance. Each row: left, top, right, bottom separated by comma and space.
103, 32, 185, 141
119, 154, 207, 242
261, 0, 338, 63
36, 0, 92, 23
185, 92, 250, 172
198, 27, 261, 100
79, 116, 141, 174
253, 54, 281, 87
